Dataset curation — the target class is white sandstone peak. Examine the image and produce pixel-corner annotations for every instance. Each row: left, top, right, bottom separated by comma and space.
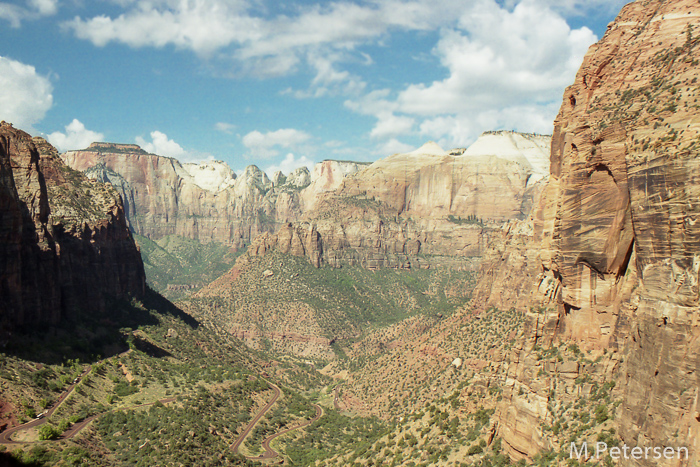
182, 160, 237, 192
405, 141, 447, 157
463, 131, 551, 184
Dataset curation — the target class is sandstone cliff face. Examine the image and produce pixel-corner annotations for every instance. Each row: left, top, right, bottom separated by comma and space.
337, 139, 543, 222
477, 1, 700, 463
255, 138, 548, 268
0, 123, 145, 330
62, 144, 310, 248
300, 159, 368, 210
63, 135, 549, 268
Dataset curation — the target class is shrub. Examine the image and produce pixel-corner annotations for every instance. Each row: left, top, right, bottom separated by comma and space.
467, 444, 483, 455
38, 424, 61, 440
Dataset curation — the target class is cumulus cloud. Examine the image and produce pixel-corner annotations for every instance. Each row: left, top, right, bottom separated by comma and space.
0, 0, 58, 27
284, 52, 367, 98
376, 138, 415, 156
28, 0, 58, 16
61, 0, 475, 88
0, 56, 53, 131
136, 130, 186, 158
370, 113, 415, 139
265, 153, 315, 176
214, 122, 236, 134
48, 119, 104, 152
347, 0, 597, 149
242, 128, 312, 159
65, 0, 257, 57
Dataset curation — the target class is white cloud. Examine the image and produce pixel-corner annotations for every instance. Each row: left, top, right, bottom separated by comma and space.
214, 122, 236, 134
242, 128, 312, 159
28, 0, 58, 16
47, 119, 104, 152
346, 0, 596, 149
0, 0, 58, 27
395, 0, 595, 115
65, 0, 258, 56
370, 113, 415, 139
61, 0, 474, 83
265, 153, 315, 176
376, 138, 415, 156
285, 51, 367, 98
0, 56, 53, 130
135, 130, 186, 158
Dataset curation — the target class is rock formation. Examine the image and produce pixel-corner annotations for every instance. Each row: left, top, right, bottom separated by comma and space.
337, 139, 544, 221
0, 123, 145, 330
62, 134, 549, 264
248, 137, 550, 268
62, 143, 311, 248
471, 1, 700, 463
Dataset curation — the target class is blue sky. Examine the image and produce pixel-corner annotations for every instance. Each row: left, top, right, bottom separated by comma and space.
0, 0, 627, 174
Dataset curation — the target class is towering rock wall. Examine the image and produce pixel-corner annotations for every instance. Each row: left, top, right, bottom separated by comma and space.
0, 123, 145, 330
475, 0, 700, 463
63, 135, 549, 266
337, 139, 544, 222
247, 138, 549, 268
62, 144, 311, 248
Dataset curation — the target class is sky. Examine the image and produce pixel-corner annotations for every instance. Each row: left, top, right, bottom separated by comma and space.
0, 0, 628, 174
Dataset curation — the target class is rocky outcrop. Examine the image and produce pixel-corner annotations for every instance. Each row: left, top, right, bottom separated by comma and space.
62, 143, 310, 248
62, 134, 549, 263
0, 123, 145, 330
300, 160, 368, 210
250, 138, 549, 268
337, 140, 544, 221
475, 1, 700, 463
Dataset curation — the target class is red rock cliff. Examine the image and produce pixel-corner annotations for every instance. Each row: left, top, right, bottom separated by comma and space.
0, 123, 145, 330
477, 0, 700, 463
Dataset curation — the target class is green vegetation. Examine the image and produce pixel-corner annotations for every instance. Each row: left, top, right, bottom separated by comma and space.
284, 408, 388, 465
447, 214, 485, 226
96, 382, 264, 466
183, 251, 477, 360
135, 234, 242, 299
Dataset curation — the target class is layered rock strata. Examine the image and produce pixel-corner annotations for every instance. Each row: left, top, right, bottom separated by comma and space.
62, 134, 550, 265
0, 123, 145, 329
62, 144, 311, 248
474, 1, 700, 463
250, 137, 549, 268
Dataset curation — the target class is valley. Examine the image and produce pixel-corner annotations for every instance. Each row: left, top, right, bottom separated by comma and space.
2, 0, 700, 466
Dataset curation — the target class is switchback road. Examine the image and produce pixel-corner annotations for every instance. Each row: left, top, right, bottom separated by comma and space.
230, 383, 281, 454
0, 366, 89, 445
253, 403, 323, 460
230, 381, 324, 462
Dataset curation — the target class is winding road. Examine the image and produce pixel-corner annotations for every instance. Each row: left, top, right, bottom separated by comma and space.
255, 403, 323, 460
230, 381, 323, 462
2, 364, 323, 463
0, 354, 175, 445
230, 383, 282, 454
0, 367, 90, 445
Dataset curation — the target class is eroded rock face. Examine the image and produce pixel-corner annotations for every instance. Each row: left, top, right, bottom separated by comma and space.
63, 135, 550, 267
62, 144, 310, 249
337, 140, 542, 221
0, 123, 145, 330
479, 0, 700, 462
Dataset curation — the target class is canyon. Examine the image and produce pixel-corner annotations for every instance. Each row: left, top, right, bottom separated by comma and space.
62, 131, 549, 261
1, 0, 700, 465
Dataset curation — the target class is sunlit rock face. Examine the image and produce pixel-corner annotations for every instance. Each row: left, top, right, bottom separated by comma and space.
477, 0, 700, 462
63, 133, 550, 264
62, 144, 309, 249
